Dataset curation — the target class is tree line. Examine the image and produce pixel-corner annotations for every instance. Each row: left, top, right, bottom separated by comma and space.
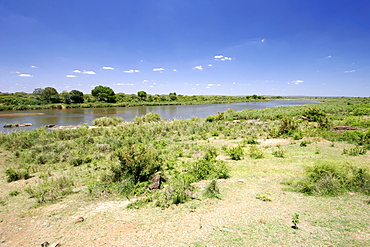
0, 85, 269, 110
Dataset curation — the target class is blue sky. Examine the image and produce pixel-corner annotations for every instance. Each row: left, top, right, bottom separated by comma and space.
1, 0, 370, 96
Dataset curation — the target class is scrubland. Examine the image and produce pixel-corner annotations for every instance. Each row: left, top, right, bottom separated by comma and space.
0, 98, 369, 246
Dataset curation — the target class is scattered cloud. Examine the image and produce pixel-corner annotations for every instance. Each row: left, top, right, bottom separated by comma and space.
82, 70, 96, 75
207, 84, 214, 86
66, 75, 76, 78
214, 55, 233, 61
73, 70, 81, 73
102, 66, 114, 70
153, 68, 165, 72
208, 64, 213, 67
19, 74, 33, 77
173, 69, 177, 72
192, 65, 203, 71
344, 70, 356, 73
31, 65, 38, 68
326, 55, 332, 58
288, 80, 304, 85
11, 71, 20, 74
114, 83, 134, 86
261, 38, 266, 43
124, 69, 140, 73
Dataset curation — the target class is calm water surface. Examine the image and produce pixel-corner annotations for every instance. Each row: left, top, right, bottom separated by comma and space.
0, 100, 319, 133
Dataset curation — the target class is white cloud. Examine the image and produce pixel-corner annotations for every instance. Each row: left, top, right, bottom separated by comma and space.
261, 39, 266, 43
82, 70, 96, 75
207, 84, 214, 86
19, 74, 33, 77
288, 80, 304, 85
11, 71, 20, 74
216, 84, 221, 86
66, 75, 77, 78
102, 66, 114, 70
124, 69, 140, 73
193, 65, 203, 71
114, 83, 134, 86
153, 68, 165, 72
214, 55, 233, 61
206, 86, 210, 89
344, 70, 356, 73
208, 64, 213, 67
31, 65, 38, 68
73, 70, 82, 73
327, 55, 332, 58
173, 69, 177, 72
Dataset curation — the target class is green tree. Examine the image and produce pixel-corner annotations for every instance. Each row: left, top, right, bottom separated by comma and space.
39, 87, 59, 103
91, 85, 116, 103
60, 91, 71, 104
137, 91, 147, 101
169, 92, 177, 101
70, 90, 84, 103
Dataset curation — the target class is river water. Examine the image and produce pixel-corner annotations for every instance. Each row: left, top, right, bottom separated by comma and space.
0, 100, 319, 133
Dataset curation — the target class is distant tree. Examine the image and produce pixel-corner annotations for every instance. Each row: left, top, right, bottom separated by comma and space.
43, 87, 59, 103
169, 92, 177, 101
60, 91, 71, 104
70, 90, 84, 103
138, 91, 147, 101
91, 85, 116, 103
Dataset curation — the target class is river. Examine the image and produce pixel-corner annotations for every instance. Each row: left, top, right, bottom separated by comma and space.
0, 100, 319, 133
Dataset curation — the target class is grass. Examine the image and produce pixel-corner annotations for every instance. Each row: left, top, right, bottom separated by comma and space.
0, 98, 369, 245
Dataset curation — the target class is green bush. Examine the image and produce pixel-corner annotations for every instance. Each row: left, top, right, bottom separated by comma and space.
248, 145, 264, 159
278, 117, 299, 136
342, 146, 367, 156
4, 166, 30, 182
225, 145, 244, 160
25, 176, 74, 203
291, 161, 370, 196
302, 107, 327, 122
272, 147, 286, 158
133, 112, 161, 123
112, 144, 163, 184
187, 148, 229, 182
93, 116, 123, 127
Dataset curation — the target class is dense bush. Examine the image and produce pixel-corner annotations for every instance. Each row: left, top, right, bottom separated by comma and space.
93, 116, 123, 127
112, 143, 163, 184
289, 161, 370, 196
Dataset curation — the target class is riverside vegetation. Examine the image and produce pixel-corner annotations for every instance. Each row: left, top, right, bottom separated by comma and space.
0, 97, 369, 246
0, 86, 270, 111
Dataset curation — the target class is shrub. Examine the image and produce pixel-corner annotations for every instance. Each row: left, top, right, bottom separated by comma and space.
248, 145, 264, 159
9, 190, 20, 196
133, 112, 161, 123
225, 145, 244, 160
302, 107, 327, 122
278, 117, 299, 136
290, 161, 370, 196
4, 166, 30, 182
25, 176, 74, 203
342, 146, 367, 156
187, 148, 229, 182
272, 147, 286, 158
93, 116, 123, 127
112, 144, 163, 184
300, 140, 311, 147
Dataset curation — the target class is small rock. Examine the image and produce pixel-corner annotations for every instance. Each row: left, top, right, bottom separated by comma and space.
50, 243, 60, 247
75, 217, 84, 223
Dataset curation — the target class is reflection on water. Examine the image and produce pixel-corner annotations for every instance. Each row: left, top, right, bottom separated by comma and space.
0, 100, 319, 133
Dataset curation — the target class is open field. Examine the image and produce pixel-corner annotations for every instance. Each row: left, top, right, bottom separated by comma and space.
0, 98, 369, 246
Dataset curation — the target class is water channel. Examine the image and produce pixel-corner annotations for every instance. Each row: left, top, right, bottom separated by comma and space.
0, 100, 319, 133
